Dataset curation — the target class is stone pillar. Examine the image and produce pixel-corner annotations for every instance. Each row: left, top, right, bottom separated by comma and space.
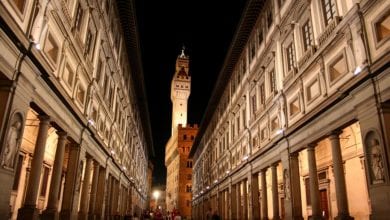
60, 143, 82, 219
105, 175, 112, 218
307, 144, 321, 220
41, 131, 67, 220
329, 131, 353, 220
17, 115, 50, 220
271, 164, 280, 220
88, 161, 100, 219
79, 156, 93, 219
94, 167, 106, 219
243, 179, 248, 220
260, 169, 268, 220
250, 173, 260, 220
237, 182, 242, 220
290, 153, 303, 220
230, 183, 237, 219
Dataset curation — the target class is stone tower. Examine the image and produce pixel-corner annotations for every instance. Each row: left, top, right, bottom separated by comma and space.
170, 48, 191, 134
165, 48, 197, 219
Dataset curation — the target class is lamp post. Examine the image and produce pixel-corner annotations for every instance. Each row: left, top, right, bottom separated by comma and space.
153, 190, 160, 211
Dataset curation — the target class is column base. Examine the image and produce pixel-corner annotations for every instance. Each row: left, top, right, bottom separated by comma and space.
17, 206, 39, 220
335, 214, 354, 220
60, 210, 77, 220
41, 209, 59, 220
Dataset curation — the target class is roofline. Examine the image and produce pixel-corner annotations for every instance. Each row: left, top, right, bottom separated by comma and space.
116, 0, 155, 157
189, 0, 264, 159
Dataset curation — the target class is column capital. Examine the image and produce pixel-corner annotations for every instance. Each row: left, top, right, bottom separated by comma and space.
290, 151, 300, 158
56, 131, 67, 138
38, 115, 50, 123
307, 143, 317, 150
329, 129, 343, 139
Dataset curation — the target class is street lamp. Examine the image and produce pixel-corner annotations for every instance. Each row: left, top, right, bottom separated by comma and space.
153, 190, 160, 211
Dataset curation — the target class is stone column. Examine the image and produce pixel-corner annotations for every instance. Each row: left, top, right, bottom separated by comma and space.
230, 183, 237, 219
60, 142, 82, 219
88, 161, 100, 219
329, 131, 353, 220
17, 115, 50, 220
41, 131, 67, 220
243, 179, 248, 220
271, 164, 280, 220
251, 173, 260, 220
307, 144, 321, 220
260, 169, 268, 220
94, 167, 106, 218
79, 156, 93, 219
290, 153, 303, 220
237, 182, 242, 220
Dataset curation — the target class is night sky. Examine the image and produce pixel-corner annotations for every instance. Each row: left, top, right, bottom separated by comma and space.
135, 1, 248, 186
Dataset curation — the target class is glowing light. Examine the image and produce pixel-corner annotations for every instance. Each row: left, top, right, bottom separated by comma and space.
276, 129, 284, 135
354, 66, 362, 75
242, 155, 249, 161
35, 43, 41, 50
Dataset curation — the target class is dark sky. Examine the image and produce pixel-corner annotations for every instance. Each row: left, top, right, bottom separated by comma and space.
135, 1, 247, 185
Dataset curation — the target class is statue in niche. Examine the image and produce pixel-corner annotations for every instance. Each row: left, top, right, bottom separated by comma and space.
2, 119, 23, 169
369, 139, 385, 183
283, 169, 291, 200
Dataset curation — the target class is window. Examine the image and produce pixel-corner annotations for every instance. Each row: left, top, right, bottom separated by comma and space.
183, 134, 187, 140
12, 0, 26, 13
40, 166, 50, 197
329, 54, 348, 83
302, 19, 314, 51
375, 13, 390, 42
289, 97, 300, 116
267, 7, 273, 29
322, 0, 337, 26
186, 160, 192, 168
74, 3, 84, 32
84, 30, 94, 56
44, 32, 59, 64
269, 70, 276, 94
186, 200, 191, 207
96, 58, 103, 82
187, 174, 192, 180
286, 43, 296, 72
258, 28, 263, 45
260, 83, 265, 105
250, 39, 256, 60
251, 94, 257, 115
242, 109, 246, 127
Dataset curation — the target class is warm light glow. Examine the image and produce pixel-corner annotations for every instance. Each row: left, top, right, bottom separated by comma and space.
153, 190, 160, 200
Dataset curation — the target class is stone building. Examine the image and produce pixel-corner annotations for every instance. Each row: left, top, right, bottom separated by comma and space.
190, 0, 390, 219
165, 50, 198, 218
0, 0, 154, 219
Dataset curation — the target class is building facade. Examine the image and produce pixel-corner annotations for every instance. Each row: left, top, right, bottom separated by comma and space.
0, 0, 154, 219
165, 51, 198, 218
190, 0, 390, 219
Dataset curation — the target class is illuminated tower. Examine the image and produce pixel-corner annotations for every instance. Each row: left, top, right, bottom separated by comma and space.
170, 48, 191, 134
